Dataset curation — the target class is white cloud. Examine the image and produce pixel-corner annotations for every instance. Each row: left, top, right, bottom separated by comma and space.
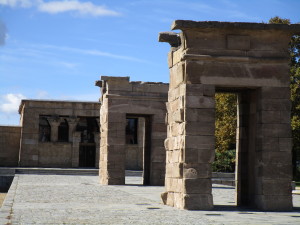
38, 0, 120, 16
0, 0, 120, 17
0, 93, 26, 113
37, 43, 152, 63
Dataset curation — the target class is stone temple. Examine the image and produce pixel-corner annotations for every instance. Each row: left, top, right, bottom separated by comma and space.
1, 20, 300, 212
158, 20, 300, 211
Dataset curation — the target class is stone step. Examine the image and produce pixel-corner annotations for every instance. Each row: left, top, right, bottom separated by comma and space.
212, 178, 235, 186
15, 168, 99, 176
10, 168, 99, 176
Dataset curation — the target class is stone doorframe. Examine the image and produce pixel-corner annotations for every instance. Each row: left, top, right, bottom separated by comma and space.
159, 20, 300, 211
96, 76, 169, 186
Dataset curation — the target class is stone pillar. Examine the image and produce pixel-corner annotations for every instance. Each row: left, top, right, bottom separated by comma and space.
236, 91, 254, 206
137, 117, 145, 170
71, 131, 81, 167
150, 115, 167, 186
254, 87, 293, 211
94, 132, 100, 169
66, 117, 79, 142
100, 97, 126, 185
162, 82, 215, 210
47, 117, 61, 142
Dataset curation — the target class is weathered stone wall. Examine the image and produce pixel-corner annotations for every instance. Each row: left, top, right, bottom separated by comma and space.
19, 100, 100, 168
97, 76, 168, 185
160, 20, 300, 211
38, 142, 73, 167
0, 126, 21, 167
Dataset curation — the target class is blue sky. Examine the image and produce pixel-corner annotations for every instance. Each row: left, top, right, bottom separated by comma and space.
0, 0, 299, 125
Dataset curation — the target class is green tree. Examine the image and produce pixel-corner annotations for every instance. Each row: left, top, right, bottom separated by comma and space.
213, 93, 237, 172
269, 16, 300, 180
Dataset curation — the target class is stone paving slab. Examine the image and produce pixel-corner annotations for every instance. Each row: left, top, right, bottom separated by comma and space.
0, 174, 300, 224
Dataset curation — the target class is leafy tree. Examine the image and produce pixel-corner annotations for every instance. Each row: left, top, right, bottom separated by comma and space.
269, 16, 300, 180
213, 93, 237, 172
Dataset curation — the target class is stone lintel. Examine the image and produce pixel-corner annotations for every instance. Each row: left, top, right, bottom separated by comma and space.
95, 80, 102, 87
171, 20, 300, 34
158, 32, 181, 47
181, 54, 289, 63
100, 76, 130, 82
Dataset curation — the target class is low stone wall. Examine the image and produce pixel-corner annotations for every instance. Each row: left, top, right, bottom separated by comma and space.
0, 126, 21, 167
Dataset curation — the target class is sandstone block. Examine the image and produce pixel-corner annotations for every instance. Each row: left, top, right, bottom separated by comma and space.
255, 137, 279, 152
166, 162, 182, 178
182, 194, 213, 210
278, 138, 292, 152
185, 122, 215, 136
183, 163, 212, 179
166, 192, 174, 207
258, 110, 281, 124
256, 151, 292, 165
183, 178, 212, 194
227, 35, 250, 50
171, 149, 183, 163
152, 123, 167, 132
258, 123, 291, 138
170, 122, 184, 136
254, 194, 292, 211
161, 191, 168, 205
170, 62, 185, 88
185, 108, 215, 123
261, 179, 292, 195
185, 96, 215, 109
168, 51, 173, 68
172, 109, 184, 123
257, 163, 292, 180
173, 192, 184, 209
184, 135, 215, 149
169, 97, 184, 111
258, 99, 291, 111
260, 87, 290, 100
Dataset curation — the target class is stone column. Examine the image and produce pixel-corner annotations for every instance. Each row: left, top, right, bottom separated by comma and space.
66, 117, 79, 142
235, 91, 254, 206
100, 97, 126, 185
94, 132, 100, 169
162, 81, 215, 210
71, 131, 81, 167
47, 117, 61, 142
137, 117, 145, 170
254, 87, 293, 211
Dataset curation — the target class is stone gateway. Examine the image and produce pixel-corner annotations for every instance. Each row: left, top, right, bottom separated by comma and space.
159, 20, 300, 211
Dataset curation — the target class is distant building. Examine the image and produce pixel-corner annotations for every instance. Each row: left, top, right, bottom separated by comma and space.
0, 99, 100, 168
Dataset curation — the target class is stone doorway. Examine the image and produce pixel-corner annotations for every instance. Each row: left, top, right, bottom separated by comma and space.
79, 144, 96, 167
126, 114, 152, 185
159, 20, 300, 211
96, 76, 168, 186
76, 117, 99, 168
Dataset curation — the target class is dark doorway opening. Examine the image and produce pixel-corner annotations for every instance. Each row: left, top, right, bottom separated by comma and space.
79, 144, 96, 167
125, 114, 152, 186
76, 117, 99, 168
58, 119, 69, 142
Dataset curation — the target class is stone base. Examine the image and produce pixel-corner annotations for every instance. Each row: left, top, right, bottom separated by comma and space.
161, 191, 213, 210
254, 195, 293, 211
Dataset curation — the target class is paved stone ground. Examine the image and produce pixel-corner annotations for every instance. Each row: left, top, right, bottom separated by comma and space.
0, 174, 300, 224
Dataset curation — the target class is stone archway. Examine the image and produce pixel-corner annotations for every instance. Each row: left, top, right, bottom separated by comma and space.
96, 76, 168, 186
159, 20, 300, 211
